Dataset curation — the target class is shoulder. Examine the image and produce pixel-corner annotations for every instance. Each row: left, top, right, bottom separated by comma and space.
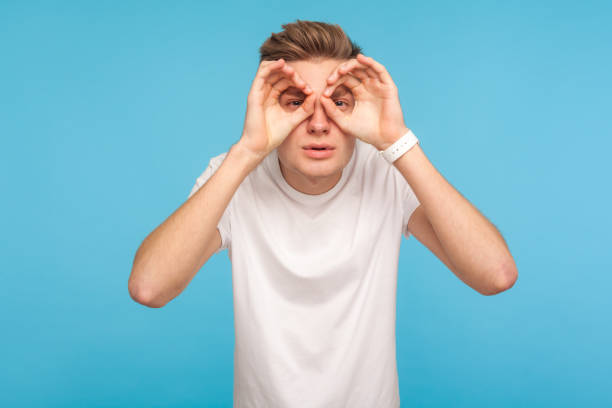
355, 139, 400, 176
356, 139, 417, 198
355, 139, 384, 168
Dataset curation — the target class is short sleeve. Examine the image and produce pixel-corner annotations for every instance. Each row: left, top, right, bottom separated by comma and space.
187, 152, 232, 254
401, 180, 421, 240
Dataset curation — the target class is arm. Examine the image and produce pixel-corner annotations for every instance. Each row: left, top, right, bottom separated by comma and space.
396, 137, 518, 295
128, 57, 315, 308
319, 54, 517, 296
128, 142, 261, 308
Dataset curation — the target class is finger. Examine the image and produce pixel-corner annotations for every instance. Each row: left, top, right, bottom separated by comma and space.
259, 59, 280, 68
266, 75, 312, 104
265, 71, 301, 91
248, 60, 286, 105
319, 93, 339, 119
365, 68, 377, 79
269, 76, 313, 107
268, 64, 312, 95
338, 60, 376, 82
260, 67, 312, 106
255, 59, 287, 92
255, 59, 280, 75
323, 74, 362, 97
279, 64, 305, 88
356, 53, 393, 85
346, 68, 369, 82
327, 59, 371, 85
296, 91, 316, 117
257, 59, 306, 94
258, 58, 285, 77
319, 93, 348, 127
268, 77, 294, 101
265, 71, 284, 85
351, 66, 378, 81
287, 67, 312, 94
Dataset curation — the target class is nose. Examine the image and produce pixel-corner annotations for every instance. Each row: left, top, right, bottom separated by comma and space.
306, 96, 330, 135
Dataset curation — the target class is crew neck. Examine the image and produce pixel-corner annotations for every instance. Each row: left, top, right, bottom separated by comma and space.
267, 144, 358, 205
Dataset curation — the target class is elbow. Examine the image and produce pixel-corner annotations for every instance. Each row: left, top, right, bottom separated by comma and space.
129, 248, 169, 308
499, 256, 519, 291
128, 274, 167, 308
483, 260, 518, 296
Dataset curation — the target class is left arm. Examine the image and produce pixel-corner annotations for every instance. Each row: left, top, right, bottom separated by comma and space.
320, 53, 518, 296
389, 131, 518, 295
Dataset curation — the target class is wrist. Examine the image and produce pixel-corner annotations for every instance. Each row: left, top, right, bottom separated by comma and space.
376, 126, 411, 151
378, 128, 419, 164
230, 140, 267, 172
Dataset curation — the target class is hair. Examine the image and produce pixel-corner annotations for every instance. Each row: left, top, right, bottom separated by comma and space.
259, 20, 362, 63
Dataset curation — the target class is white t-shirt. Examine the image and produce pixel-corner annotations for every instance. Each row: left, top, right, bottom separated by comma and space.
188, 139, 421, 408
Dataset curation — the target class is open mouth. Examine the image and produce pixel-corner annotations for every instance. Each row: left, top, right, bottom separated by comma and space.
303, 146, 335, 151
303, 146, 335, 158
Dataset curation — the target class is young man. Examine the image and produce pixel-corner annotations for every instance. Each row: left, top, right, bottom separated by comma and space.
129, 20, 518, 408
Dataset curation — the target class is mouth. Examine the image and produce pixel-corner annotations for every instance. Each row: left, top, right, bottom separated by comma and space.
302, 145, 336, 159
303, 144, 335, 151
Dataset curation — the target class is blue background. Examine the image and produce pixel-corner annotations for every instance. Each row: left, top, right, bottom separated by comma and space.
2, 1, 610, 407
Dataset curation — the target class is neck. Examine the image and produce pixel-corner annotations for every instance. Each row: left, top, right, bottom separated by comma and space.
278, 158, 342, 195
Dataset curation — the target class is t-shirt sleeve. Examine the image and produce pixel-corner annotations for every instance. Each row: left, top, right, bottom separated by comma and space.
187, 153, 232, 255
401, 179, 421, 240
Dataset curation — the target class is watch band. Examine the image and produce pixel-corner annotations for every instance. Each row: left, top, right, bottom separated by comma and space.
379, 129, 419, 163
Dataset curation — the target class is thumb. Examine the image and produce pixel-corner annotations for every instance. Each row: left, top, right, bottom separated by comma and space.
290, 91, 316, 125
320, 95, 347, 128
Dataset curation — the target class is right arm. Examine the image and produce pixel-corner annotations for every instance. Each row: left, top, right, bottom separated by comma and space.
128, 58, 315, 308
128, 142, 261, 308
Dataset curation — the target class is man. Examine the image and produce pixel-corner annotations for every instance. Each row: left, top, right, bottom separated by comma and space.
129, 20, 518, 408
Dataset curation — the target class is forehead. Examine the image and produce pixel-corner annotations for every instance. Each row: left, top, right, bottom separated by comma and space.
286, 58, 348, 84
283, 57, 352, 95
287, 57, 346, 72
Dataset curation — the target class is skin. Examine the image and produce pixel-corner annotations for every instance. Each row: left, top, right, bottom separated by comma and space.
128, 53, 517, 309
275, 54, 518, 295
242, 53, 518, 295
273, 55, 413, 195
276, 58, 356, 195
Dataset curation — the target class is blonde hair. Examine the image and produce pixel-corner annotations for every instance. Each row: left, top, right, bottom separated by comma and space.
259, 20, 362, 62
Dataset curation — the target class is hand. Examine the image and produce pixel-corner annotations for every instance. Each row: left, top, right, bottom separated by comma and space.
319, 53, 410, 151
239, 58, 316, 161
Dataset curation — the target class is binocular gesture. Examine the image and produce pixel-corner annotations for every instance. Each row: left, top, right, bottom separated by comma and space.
240, 59, 315, 160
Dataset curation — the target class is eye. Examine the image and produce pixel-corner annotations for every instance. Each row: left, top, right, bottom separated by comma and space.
289, 100, 303, 106
335, 100, 349, 107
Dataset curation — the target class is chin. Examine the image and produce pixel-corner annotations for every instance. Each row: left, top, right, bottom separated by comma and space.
299, 154, 349, 175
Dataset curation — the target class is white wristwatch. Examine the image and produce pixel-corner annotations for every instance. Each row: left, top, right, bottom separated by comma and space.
379, 129, 420, 164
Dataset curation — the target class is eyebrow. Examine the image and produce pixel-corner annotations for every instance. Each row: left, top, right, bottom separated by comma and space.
281, 85, 353, 98
281, 87, 306, 97
331, 85, 351, 97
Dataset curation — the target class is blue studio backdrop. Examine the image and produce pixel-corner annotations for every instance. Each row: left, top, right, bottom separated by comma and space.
1, 1, 611, 407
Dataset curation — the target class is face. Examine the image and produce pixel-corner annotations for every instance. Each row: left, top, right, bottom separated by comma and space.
276, 58, 356, 194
